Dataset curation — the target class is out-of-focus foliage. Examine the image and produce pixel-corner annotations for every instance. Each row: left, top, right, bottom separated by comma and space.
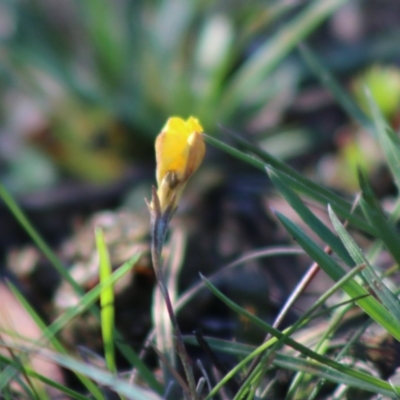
0, 0, 344, 189
352, 65, 400, 120
0, 0, 300, 130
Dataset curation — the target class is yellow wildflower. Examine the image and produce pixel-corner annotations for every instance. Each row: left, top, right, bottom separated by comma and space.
154, 116, 205, 214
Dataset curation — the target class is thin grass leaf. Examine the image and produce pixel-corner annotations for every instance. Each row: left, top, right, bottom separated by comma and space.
0, 183, 79, 293
358, 169, 400, 266
273, 353, 397, 397
186, 338, 393, 396
0, 184, 162, 393
0, 352, 88, 400
8, 253, 163, 396
234, 264, 367, 399
37, 350, 162, 400
328, 205, 400, 323
268, 167, 354, 266
6, 283, 106, 400
286, 300, 352, 400
276, 211, 400, 341
41, 253, 138, 340
200, 275, 400, 400
203, 133, 265, 170
0, 347, 48, 400
95, 227, 116, 375
298, 43, 371, 130
219, 0, 349, 118
187, 334, 398, 397
204, 134, 374, 235
18, 253, 161, 392
186, 264, 365, 356
188, 335, 398, 396
0, 361, 36, 400
365, 87, 400, 190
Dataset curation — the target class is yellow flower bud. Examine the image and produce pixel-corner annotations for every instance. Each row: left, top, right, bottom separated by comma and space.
154, 116, 205, 214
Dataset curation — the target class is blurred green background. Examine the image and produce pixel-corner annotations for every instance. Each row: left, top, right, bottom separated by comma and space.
1, 0, 400, 195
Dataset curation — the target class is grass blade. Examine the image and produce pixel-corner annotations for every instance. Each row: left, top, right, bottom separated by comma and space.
219, 0, 349, 118
299, 43, 371, 130
0, 184, 162, 393
204, 133, 374, 235
96, 227, 116, 374
328, 205, 400, 323
200, 274, 400, 399
268, 167, 354, 266
358, 169, 400, 266
275, 211, 400, 341
6, 283, 105, 400
39, 350, 162, 400
365, 87, 400, 190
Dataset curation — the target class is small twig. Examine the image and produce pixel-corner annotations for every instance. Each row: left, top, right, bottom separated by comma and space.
243, 247, 328, 382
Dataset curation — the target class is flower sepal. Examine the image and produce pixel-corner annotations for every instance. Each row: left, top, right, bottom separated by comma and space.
146, 185, 175, 258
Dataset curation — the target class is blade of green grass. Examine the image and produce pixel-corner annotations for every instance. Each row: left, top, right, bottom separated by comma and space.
48, 256, 162, 391
4, 284, 105, 400
200, 275, 400, 399
357, 169, 400, 266
204, 133, 374, 235
231, 264, 368, 398
187, 335, 397, 398
268, 167, 354, 266
275, 211, 400, 341
0, 183, 78, 292
96, 227, 116, 375
328, 205, 400, 323
35, 350, 162, 400
0, 183, 162, 393
219, 0, 350, 118
0, 352, 89, 400
8, 252, 162, 395
365, 87, 400, 191
185, 264, 365, 352
298, 43, 371, 131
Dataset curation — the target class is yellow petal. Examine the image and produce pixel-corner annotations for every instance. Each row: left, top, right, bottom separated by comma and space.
154, 116, 205, 213
155, 116, 204, 185
185, 116, 203, 134
183, 131, 206, 181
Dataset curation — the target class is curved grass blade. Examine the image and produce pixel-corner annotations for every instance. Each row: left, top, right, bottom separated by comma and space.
219, 0, 349, 118
358, 169, 400, 266
365, 87, 400, 190
200, 275, 400, 399
96, 228, 116, 374
0, 184, 162, 393
0, 351, 88, 400
39, 350, 162, 400
276, 211, 400, 341
298, 43, 371, 131
204, 134, 374, 235
328, 205, 400, 323
3, 284, 105, 400
268, 167, 354, 266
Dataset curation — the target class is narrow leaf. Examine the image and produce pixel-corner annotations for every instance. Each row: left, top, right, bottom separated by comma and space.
276, 211, 400, 341
328, 206, 400, 324
268, 167, 354, 266
96, 227, 116, 374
